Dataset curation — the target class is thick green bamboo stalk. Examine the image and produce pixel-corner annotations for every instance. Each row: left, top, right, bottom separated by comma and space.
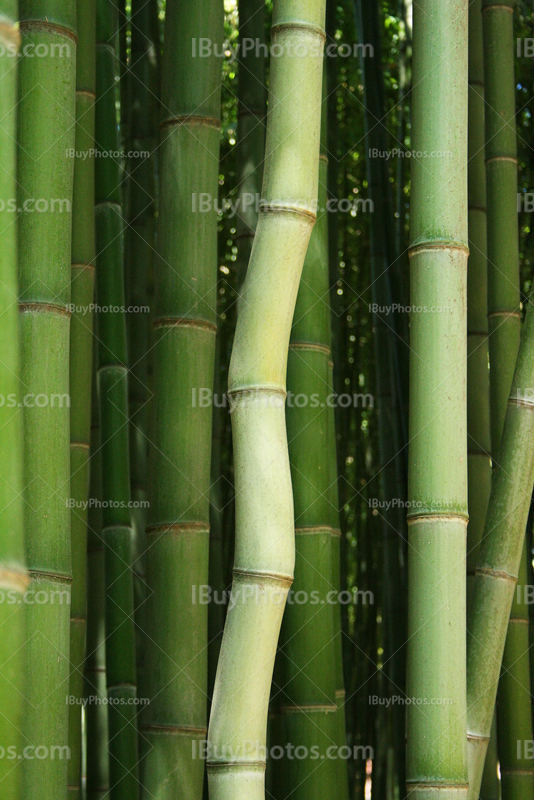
84, 379, 110, 800
0, 4, 28, 796
68, 0, 96, 794
278, 102, 338, 797
140, 1, 222, 797
18, 0, 76, 796
207, 3, 326, 799
466, 297, 534, 797
406, 1, 469, 798
126, 0, 158, 698
95, 2, 139, 796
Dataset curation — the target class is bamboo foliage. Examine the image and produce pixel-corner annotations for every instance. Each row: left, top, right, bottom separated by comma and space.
406, 1, 469, 798
140, 0, 222, 797
95, 1, 139, 796
17, 0, 76, 796
207, 2, 327, 799
0, 3, 28, 797
68, 0, 96, 793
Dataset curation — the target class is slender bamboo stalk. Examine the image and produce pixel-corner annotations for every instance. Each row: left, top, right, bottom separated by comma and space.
482, 2, 532, 793
483, 0, 520, 464
84, 376, 110, 800
466, 297, 534, 797
0, 4, 28, 796
68, 0, 96, 794
467, 7, 502, 798
95, 1, 139, 796
18, 0, 76, 796
126, 0, 158, 698
497, 539, 533, 798
406, 1, 469, 798
278, 92, 338, 796
207, 3, 326, 799
140, 0, 222, 796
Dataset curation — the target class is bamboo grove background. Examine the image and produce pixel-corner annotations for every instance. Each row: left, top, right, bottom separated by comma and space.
1, 0, 534, 798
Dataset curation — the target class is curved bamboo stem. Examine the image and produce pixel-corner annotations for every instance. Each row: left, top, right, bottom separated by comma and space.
0, 3, 29, 796
207, 3, 326, 800
95, 2, 139, 796
18, 0, 76, 796
68, 0, 96, 793
466, 297, 534, 797
406, 1, 469, 798
140, 0, 222, 797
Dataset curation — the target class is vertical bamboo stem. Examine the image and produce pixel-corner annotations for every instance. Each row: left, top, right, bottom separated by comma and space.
68, 0, 96, 793
18, 0, 76, 796
466, 297, 534, 797
406, 1, 469, 798
0, 3, 29, 796
95, 1, 139, 796
140, 0, 222, 797
207, 3, 326, 800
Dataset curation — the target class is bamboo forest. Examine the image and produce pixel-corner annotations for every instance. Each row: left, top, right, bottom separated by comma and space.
5, 0, 534, 798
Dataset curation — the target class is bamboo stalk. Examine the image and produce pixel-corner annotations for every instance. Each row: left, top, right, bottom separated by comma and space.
278, 97, 338, 796
207, 3, 327, 799
466, 298, 534, 796
84, 377, 110, 800
139, 0, 222, 797
68, 0, 96, 793
18, 0, 76, 796
95, 1, 139, 796
406, 1, 469, 798
125, 0, 158, 699
0, 3, 29, 796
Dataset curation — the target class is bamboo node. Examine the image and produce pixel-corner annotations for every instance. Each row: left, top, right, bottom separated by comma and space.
233, 568, 293, 588
408, 242, 469, 258
146, 522, 210, 537
260, 202, 317, 223
19, 301, 71, 317
407, 513, 469, 525
160, 114, 221, 132
153, 317, 217, 334
289, 341, 330, 356
19, 19, 78, 43
475, 566, 516, 583
485, 155, 517, 165
271, 22, 326, 42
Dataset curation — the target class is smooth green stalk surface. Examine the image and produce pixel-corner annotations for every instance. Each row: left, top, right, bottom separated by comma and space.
18, 1, 76, 797
140, 1, 222, 798
0, 4, 28, 796
207, 3, 326, 800
95, 2, 139, 796
68, 0, 96, 794
407, 2, 469, 798
467, 298, 534, 798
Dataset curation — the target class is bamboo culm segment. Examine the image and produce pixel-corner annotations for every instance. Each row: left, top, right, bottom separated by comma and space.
95, 2, 139, 796
68, 0, 96, 794
18, 1, 76, 797
140, 0, 222, 798
407, 1, 469, 799
207, 3, 327, 800
466, 297, 534, 797
0, 4, 29, 797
